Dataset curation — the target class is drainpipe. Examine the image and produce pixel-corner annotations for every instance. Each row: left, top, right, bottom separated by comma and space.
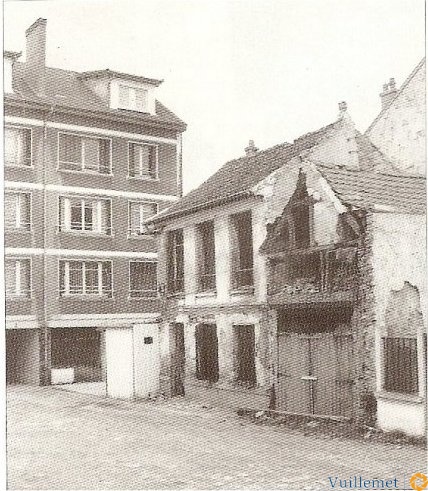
39, 103, 56, 385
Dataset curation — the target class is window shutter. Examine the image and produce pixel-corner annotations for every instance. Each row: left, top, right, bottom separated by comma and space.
20, 194, 30, 229
5, 260, 16, 296
119, 85, 130, 107
4, 194, 17, 228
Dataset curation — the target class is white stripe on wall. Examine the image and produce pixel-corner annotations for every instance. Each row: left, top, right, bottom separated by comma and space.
5, 181, 178, 202
5, 248, 158, 259
5, 116, 178, 145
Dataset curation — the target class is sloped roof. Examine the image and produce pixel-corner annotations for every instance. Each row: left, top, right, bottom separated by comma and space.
317, 164, 426, 214
366, 57, 426, 135
150, 121, 338, 223
6, 63, 186, 130
78, 69, 163, 87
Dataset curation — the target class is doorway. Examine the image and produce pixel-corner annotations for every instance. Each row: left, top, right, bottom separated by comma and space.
234, 325, 256, 386
170, 323, 185, 396
195, 324, 219, 382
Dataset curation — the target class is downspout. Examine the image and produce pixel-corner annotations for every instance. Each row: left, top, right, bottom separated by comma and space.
39, 104, 56, 385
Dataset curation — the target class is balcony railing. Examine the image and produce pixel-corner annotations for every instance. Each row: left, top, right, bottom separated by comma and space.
268, 245, 358, 302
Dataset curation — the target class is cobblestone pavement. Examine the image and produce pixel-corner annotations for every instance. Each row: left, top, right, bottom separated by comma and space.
7, 386, 426, 490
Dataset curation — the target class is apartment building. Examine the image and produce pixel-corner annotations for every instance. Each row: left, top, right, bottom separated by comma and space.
4, 19, 186, 396
148, 92, 426, 436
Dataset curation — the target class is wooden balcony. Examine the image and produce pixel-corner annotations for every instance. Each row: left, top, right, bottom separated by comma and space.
267, 244, 358, 305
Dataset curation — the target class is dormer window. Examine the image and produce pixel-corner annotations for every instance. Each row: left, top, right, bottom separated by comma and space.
119, 84, 148, 112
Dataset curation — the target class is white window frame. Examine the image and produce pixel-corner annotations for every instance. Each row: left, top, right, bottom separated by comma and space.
128, 260, 158, 299
57, 131, 113, 175
118, 84, 149, 112
4, 125, 33, 168
127, 141, 159, 180
5, 257, 32, 299
128, 200, 158, 237
58, 195, 112, 235
5, 191, 32, 231
59, 259, 113, 298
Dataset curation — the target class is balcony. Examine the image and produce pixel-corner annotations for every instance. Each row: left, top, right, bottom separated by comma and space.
267, 244, 358, 305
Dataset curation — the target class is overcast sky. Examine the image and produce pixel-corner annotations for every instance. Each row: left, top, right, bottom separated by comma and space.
4, 0, 425, 192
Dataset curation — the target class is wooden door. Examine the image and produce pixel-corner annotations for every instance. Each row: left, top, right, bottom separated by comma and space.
277, 333, 311, 414
170, 323, 185, 396
277, 332, 354, 417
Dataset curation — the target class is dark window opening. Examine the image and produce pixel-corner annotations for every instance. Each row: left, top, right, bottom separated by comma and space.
291, 202, 310, 248
383, 337, 418, 394
234, 325, 256, 386
167, 229, 184, 293
231, 210, 254, 289
197, 220, 216, 292
195, 324, 219, 382
129, 261, 157, 298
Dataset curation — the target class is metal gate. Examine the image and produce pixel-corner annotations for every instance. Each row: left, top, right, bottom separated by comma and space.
277, 332, 354, 418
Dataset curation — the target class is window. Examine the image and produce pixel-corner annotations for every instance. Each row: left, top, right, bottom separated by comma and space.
128, 142, 158, 179
5, 127, 32, 167
58, 133, 111, 174
119, 85, 148, 112
230, 211, 254, 289
5, 192, 31, 230
167, 229, 184, 293
128, 201, 158, 236
5, 259, 31, 298
197, 220, 216, 292
383, 337, 418, 394
59, 197, 111, 234
59, 260, 112, 297
129, 261, 157, 298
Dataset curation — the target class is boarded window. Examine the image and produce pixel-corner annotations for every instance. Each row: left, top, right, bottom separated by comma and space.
129, 261, 157, 298
234, 325, 256, 386
119, 85, 148, 112
167, 229, 184, 293
383, 337, 418, 394
197, 220, 216, 292
230, 210, 254, 289
195, 324, 219, 382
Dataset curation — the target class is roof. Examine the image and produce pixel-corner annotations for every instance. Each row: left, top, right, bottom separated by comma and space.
317, 164, 426, 214
149, 121, 338, 223
78, 69, 163, 87
5, 62, 185, 130
366, 57, 426, 134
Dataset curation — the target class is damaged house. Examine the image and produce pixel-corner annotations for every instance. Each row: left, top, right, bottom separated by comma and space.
149, 64, 426, 436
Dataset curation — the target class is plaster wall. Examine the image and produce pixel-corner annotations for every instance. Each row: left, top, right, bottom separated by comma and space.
367, 61, 426, 175
105, 327, 134, 399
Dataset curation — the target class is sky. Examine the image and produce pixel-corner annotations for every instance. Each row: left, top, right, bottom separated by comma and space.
4, 0, 425, 193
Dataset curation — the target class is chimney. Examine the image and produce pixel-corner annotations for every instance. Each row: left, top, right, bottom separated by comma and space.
25, 18, 47, 95
245, 139, 258, 157
379, 77, 397, 110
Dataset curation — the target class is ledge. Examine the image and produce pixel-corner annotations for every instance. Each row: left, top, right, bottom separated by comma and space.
195, 291, 217, 299
376, 391, 425, 405
230, 286, 255, 296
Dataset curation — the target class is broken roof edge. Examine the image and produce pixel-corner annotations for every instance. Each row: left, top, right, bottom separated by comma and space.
78, 69, 163, 87
365, 57, 426, 135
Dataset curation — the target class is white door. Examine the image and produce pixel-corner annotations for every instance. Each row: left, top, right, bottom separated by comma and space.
133, 324, 160, 398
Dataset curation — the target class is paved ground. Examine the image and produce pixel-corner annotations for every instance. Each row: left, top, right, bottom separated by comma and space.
7, 386, 426, 490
